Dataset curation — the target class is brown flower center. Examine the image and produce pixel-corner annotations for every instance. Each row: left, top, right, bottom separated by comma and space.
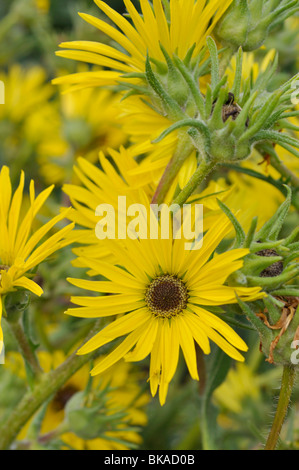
145, 274, 188, 318
0, 265, 9, 271
256, 248, 284, 278
0, 265, 9, 286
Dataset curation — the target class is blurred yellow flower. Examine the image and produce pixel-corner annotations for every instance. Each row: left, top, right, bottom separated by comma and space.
38, 86, 128, 185
35, 0, 50, 13
214, 356, 282, 417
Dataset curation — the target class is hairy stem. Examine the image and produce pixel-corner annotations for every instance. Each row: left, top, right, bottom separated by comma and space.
264, 365, 296, 450
151, 134, 194, 205
8, 318, 43, 379
173, 159, 216, 206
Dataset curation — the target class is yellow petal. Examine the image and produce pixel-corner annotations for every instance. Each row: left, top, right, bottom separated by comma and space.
90, 325, 145, 376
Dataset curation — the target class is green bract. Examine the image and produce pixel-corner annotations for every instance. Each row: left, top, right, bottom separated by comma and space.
121, 37, 299, 170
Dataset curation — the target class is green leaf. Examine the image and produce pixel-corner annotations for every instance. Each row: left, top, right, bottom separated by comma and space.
236, 296, 271, 339
244, 216, 258, 248
231, 46, 243, 101
206, 36, 219, 92
255, 185, 292, 241
217, 199, 246, 247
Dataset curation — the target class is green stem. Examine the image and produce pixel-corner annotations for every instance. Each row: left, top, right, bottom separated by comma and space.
173, 159, 216, 206
264, 365, 296, 450
151, 134, 194, 205
270, 156, 299, 189
8, 318, 43, 379
0, 321, 101, 450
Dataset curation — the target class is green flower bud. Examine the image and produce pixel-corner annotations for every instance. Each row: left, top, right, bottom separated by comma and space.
4, 291, 30, 323
64, 390, 128, 441
214, 0, 250, 50
148, 38, 299, 168
214, 0, 299, 52
63, 119, 92, 150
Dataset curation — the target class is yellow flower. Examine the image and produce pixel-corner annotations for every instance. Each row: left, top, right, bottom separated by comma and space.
0, 64, 128, 186
53, 0, 233, 90
0, 65, 53, 124
8, 351, 149, 450
0, 166, 74, 351
52, 0, 239, 196
66, 213, 265, 406
63, 146, 155, 269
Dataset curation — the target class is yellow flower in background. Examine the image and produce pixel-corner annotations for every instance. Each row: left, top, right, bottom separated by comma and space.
6, 351, 149, 450
35, 0, 50, 13
0, 64, 128, 186
0, 166, 74, 351
0, 65, 53, 124
226, 48, 277, 89
214, 349, 282, 417
66, 214, 265, 406
38, 86, 128, 185
0, 65, 63, 187
53, 0, 233, 90
214, 362, 261, 416
0, 65, 55, 163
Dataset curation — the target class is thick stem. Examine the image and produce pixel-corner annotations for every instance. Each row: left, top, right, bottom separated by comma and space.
151, 135, 194, 205
0, 321, 101, 450
264, 365, 296, 450
173, 159, 216, 207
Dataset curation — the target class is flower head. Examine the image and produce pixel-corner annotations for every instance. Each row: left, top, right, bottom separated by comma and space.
67, 214, 264, 405
0, 166, 74, 350
53, 0, 233, 90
